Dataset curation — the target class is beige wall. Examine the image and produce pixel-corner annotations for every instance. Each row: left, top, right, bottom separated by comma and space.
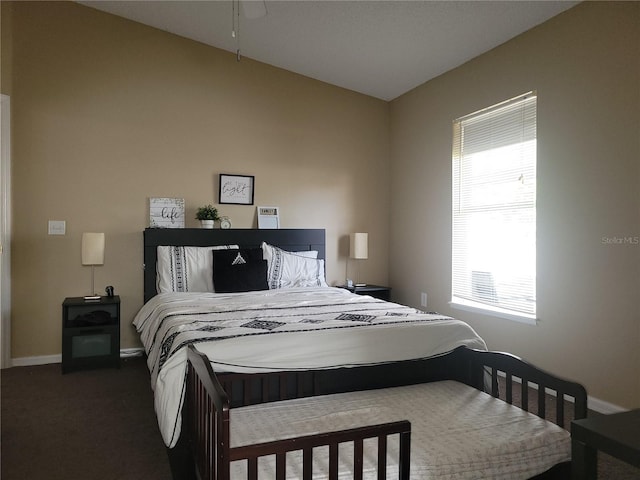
390, 1, 640, 408
1, 1, 12, 96
2, 1, 390, 358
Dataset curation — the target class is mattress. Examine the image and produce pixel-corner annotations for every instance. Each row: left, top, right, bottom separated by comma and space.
230, 380, 571, 479
133, 287, 487, 447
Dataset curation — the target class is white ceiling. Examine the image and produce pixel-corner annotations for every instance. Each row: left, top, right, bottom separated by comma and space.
79, 1, 578, 101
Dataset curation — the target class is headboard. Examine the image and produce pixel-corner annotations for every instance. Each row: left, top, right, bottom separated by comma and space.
143, 228, 326, 303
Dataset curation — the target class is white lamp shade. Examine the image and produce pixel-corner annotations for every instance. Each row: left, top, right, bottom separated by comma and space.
349, 233, 368, 260
82, 233, 105, 266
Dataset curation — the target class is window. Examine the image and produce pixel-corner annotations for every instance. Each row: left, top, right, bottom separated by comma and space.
451, 92, 537, 324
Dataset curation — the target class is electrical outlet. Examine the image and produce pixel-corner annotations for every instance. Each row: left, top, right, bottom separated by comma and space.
420, 292, 428, 307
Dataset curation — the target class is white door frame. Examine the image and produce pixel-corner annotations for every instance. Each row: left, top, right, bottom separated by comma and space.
1, 94, 12, 368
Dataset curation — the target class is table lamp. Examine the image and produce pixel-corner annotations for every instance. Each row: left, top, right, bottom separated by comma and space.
349, 232, 368, 287
82, 232, 104, 301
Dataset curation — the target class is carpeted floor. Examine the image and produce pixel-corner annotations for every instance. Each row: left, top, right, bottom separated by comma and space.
1, 356, 638, 479
1, 356, 171, 480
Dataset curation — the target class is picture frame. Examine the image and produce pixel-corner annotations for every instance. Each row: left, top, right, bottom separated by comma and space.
219, 174, 255, 205
149, 197, 185, 228
257, 206, 280, 229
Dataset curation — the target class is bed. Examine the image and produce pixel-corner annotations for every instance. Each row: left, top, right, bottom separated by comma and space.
136, 228, 587, 480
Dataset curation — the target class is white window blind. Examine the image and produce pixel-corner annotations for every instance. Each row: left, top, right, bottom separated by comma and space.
452, 92, 537, 321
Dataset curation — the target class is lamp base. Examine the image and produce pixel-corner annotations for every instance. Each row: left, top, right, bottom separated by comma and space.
84, 266, 101, 301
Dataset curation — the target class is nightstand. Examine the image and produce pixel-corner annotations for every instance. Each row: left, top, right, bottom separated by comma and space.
62, 296, 120, 373
339, 284, 391, 301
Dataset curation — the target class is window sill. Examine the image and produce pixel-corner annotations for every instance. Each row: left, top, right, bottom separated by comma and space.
450, 298, 537, 326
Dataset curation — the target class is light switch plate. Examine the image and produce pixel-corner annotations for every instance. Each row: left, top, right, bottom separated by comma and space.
48, 220, 66, 235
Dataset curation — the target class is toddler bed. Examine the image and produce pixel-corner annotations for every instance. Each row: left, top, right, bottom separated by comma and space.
137, 228, 587, 480
186, 345, 588, 480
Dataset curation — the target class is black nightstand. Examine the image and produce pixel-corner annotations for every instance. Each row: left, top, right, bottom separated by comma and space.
62, 296, 120, 374
339, 284, 391, 301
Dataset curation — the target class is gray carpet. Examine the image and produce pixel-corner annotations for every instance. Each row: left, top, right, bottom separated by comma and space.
1, 356, 638, 479
1, 357, 171, 480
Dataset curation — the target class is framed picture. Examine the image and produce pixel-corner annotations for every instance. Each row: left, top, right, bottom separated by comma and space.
219, 174, 255, 205
257, 206, 280, 229
149, 197, 185, 228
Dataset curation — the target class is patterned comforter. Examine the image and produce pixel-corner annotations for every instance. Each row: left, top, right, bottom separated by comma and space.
133, 287, 487, 447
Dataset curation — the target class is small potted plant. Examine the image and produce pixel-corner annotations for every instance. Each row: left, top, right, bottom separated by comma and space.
195, 204, 219, 229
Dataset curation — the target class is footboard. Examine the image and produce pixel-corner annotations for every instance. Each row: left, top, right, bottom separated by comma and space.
186, 345, 412, 480
212, 346, 588, 429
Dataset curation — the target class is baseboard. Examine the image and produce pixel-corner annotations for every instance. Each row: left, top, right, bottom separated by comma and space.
11, 354, 61, 367
10, 347, 145, 368
587, 395, 626, 414
120, 347, 145, 358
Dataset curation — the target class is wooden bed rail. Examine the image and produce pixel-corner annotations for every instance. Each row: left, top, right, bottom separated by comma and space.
215, 353, 459, 409
186, 345, 231, 480
212, 347, 588, 429
187, 345, 411, 480
454, 348, 589, 427
229, 420, 411, 480
218, 370, 320, 408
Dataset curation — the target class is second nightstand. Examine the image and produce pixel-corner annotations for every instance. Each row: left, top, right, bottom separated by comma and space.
62, 296, 120, 374
339, 284, 391, 301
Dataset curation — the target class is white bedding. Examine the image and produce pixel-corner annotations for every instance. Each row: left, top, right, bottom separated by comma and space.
133, 287, 487, 447
230, 381, 571, 479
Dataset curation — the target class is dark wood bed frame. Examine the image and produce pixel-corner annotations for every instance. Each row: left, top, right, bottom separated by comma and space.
142, 228, 588, 480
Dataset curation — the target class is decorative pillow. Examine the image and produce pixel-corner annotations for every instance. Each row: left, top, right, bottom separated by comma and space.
261, 242, 319, 261
156, 245, 239, 293
291, 250, 318, 259
212, 249, 268, 293
261, 242, 327, 289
